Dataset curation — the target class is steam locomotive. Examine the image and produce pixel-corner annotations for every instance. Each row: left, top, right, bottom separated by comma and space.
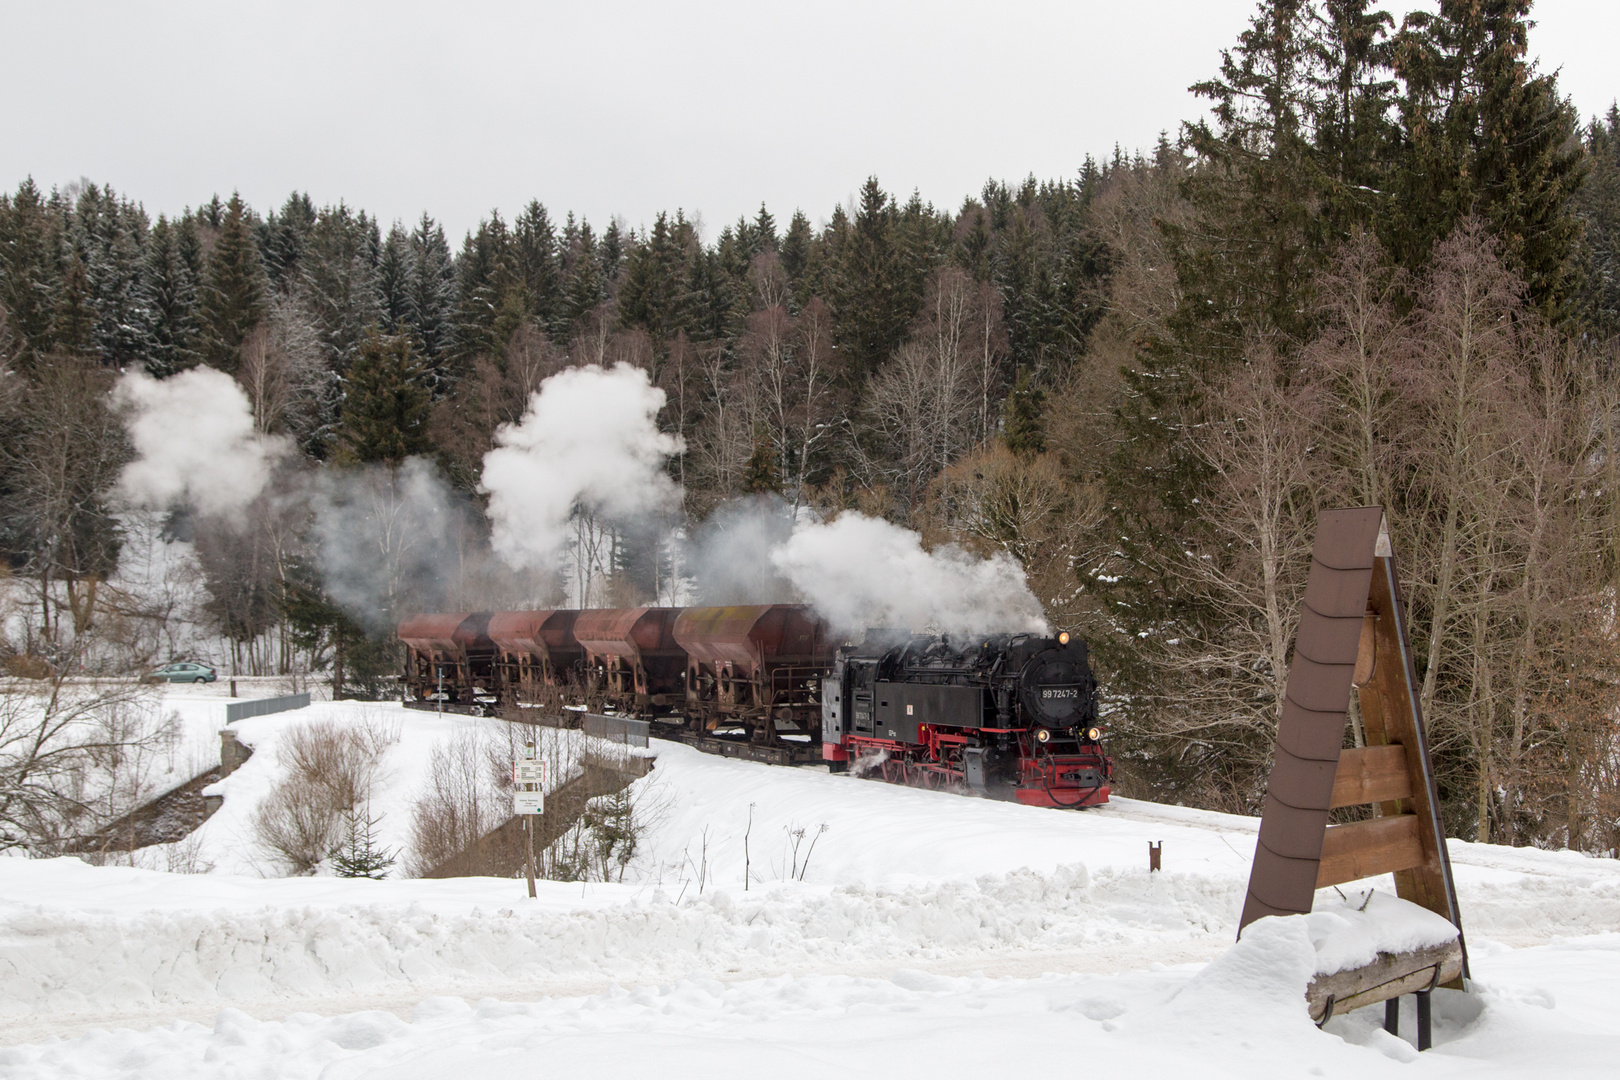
397, 604, 1112, 808
821, 630, 1111, 807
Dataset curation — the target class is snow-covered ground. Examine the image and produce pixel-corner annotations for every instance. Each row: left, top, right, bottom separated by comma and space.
2, 692, 1618, 1076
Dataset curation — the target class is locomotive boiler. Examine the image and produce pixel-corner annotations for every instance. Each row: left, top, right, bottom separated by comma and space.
820, 630, 1112, 807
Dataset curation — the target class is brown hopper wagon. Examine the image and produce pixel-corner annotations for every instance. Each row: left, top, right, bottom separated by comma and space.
572, 606, 686, 716
398, 611, 498, 708
487, 609, 584, 698
673, 604, 831, 741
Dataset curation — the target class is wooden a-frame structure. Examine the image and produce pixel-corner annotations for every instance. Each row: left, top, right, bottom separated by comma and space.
1239, 507, 1468, 1039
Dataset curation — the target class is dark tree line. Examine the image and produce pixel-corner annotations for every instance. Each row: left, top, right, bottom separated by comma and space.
4, 0, 1620, 848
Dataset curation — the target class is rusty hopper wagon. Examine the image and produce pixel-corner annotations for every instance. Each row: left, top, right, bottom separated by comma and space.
487, 609, 584, 698
673, 604, 832, 742
572, 606, 686, 716
398, 611, 498, 709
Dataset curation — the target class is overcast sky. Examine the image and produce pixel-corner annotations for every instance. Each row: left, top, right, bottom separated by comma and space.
3, 1, 1616, 241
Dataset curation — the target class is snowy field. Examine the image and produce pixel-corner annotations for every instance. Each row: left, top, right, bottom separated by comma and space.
2, 694, 1619, 1076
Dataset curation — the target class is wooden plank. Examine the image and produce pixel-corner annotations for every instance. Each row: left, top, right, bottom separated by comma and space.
1306, 938, 1464, 1022
1315, 814, 1424, 889
1330, 745, 1412, 808
1366, 560, 1462, 945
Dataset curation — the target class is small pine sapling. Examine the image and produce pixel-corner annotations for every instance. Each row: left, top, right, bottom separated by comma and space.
332, 803, 396, 879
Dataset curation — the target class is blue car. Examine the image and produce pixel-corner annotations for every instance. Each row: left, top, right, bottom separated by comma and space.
146, 661, 218, 684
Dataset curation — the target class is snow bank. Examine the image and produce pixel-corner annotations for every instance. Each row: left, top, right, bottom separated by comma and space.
9, 936, 1620, 1080
0, 856, 1238, 1019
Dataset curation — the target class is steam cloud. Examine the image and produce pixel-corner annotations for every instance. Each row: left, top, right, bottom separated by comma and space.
684, 497, 797, 604
769, 511, 1049, 638
114, 366, 290, 517
113, 359, 1050, 638
311, 456, 464, 630
481, 363, 684, 570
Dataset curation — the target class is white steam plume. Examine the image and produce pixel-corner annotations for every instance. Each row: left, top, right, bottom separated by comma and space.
114, 366, 290, 517
481, 363, 683, 570
769, 511, 1049, 638
685, 496, 797, 604
312, 456, 462, 630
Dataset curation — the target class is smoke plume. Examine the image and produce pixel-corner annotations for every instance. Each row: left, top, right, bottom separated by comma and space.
684, 496, 798, 604
481, 363, 683, 570
114, 366, 290, 517
768, 511, 1049, 638
311, 456, 463, 630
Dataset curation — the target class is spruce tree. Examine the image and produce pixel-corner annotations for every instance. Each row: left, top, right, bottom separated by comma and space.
557, 221, 603, 337
514, 200, 561, 328
335, 331, 433, 465
199, 192, 267, 374
1389, 0, 1585, 315
261, 192, 316, 293
779, 210, 813, 296
1102, 0, 1343, 678
617, 212, 688, 344
452, 211, 514, 363
684, 245, 744, 343
299, 203, 382, 374
377, 223, 414, 336
408, 213, 458, 381
741, 434, 780, 494
53, 252, 95, 357
0, 179, 63, 364
1003, 371, 1046, 457
74, 184, 154, 369
332, 804, 395, 879
1575, 106, 1620, 338
145, 215, 202, 377
599, 218, 626, 283
754, 203, 777, 251
1308, 0, 1398, 234
831, 178, 904, 379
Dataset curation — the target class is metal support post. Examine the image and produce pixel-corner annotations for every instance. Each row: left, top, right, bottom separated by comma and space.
1384, 996, 1399, 1036
523, 815, 537, 899
1416, 990, 1432, 1051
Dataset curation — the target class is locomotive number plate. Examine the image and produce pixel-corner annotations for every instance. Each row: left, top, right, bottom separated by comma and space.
1041, 688, 1080, 699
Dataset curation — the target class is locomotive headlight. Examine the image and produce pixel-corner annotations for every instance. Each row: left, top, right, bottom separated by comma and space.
1087, 726, 1101, 742
1036, 728, 1051, 743
1058, 631, 1070, 645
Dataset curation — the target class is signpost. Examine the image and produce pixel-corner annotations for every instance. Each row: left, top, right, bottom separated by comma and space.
514, 734, 544, 898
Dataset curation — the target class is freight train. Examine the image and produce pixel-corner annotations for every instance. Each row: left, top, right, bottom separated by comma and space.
396, 605, 1112, 808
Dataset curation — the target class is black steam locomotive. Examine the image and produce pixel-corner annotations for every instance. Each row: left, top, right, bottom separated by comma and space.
820, 630, 1112, 807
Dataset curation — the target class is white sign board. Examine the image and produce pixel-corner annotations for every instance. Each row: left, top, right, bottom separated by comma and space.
513, 791, 544, 815
514, 761, 546, 784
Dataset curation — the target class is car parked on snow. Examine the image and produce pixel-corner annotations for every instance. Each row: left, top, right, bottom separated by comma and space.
145, 661, 218, 684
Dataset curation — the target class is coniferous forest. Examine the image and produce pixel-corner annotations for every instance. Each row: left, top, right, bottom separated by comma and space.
6, 0, 1620, 851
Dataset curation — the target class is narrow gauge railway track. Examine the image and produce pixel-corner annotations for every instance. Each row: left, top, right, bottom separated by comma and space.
403, 699, 822, 767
